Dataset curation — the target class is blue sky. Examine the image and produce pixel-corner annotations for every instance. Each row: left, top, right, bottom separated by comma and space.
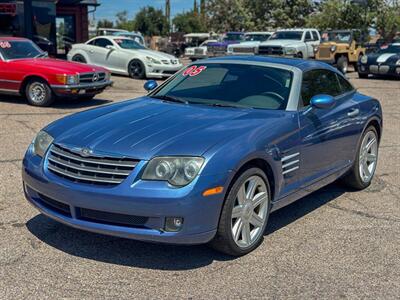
95, 0, 194, 21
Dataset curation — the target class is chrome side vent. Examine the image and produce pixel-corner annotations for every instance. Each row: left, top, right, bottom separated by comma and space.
282, 152, 300, 176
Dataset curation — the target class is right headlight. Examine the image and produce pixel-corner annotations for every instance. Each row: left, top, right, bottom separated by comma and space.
361, 55, 368, 64
142, 156, 204, 187
330, 45, 337, 52
32, 130, 54, 158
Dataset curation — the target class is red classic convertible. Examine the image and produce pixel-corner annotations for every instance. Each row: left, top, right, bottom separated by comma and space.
0, 37, 112, 106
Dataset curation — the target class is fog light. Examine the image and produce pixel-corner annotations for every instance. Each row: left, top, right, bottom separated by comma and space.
165, 217, 184, 232
360, 66, 366, 72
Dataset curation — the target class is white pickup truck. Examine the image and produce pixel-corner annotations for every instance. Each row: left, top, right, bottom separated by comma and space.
258, 28, 321, 59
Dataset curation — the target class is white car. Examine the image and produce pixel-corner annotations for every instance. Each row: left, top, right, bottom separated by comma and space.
184, 39, 218, 61
258, 28, 321, 59
227, 32, 273, 55
67, 36, 183, 79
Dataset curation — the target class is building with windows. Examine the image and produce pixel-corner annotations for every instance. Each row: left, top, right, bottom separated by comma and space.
0, 0, 99, 56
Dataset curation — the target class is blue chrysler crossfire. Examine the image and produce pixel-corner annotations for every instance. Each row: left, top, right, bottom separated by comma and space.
22, 56, 382, 256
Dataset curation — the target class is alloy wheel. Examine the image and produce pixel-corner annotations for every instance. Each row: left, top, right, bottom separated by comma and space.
359, 130, 378, 183
28, 82, 47, 104
130, 61, 143, 77
231, 175, 269, 248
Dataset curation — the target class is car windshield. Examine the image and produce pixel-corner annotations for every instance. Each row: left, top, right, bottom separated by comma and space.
223, 34, 245, 41
152, 63, 293, 110
378, 44, 400, 54
270, 31, 303, 40
114, 39, 145, 49
326, 32, 351, 43
0, 40, 43, 60
245, 34, 271, 41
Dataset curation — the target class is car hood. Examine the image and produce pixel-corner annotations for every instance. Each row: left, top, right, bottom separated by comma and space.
124, 48, 177, 60
260, 40, 303, 47
230, 41, 260, 47
9, 58, 107, 74
366, 52, 400, 64
46, 98, 283, 160
208, 41, 240, 47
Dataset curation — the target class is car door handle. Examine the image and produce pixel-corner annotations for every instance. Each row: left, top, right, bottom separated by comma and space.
347, 108, 360, 117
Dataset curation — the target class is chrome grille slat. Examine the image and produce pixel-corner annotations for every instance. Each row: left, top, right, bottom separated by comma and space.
48, 164, 122, 184
47, 144, 139, 186
50, 145, 137, 168
79, 72, 106, 83
48, 156, 132, 176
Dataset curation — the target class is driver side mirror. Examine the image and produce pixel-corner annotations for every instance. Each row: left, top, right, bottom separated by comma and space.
144, 80, 158, 92
106, 45, 116, 51
310, 94, 336, 109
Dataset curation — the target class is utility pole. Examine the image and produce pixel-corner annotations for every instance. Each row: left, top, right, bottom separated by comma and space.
165, 0, 170, 24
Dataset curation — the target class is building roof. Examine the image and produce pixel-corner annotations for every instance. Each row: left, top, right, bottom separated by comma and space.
58, 0, 99, 6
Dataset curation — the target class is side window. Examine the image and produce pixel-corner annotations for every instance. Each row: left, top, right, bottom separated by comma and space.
305, 31, 312, 41
336, 74, 354, 93
312, 31, 320, 41
94, 38, 113, 48
301, 69, 341, 107
87, 39, 96, 45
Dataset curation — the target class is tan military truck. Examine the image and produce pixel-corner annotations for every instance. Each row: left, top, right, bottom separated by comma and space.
315, 30, 366, 74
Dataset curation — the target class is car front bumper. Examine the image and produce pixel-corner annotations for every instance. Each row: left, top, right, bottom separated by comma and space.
22, 146, 227, 245
145, 64, 183, 78
51, 80, 113, 97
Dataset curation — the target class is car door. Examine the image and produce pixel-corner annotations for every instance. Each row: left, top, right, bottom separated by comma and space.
86, 38, 114, 67
0, 55, 19, 93
298, 69, 362, 184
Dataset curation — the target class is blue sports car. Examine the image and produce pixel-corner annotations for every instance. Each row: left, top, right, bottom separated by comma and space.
22, 56, 382, 256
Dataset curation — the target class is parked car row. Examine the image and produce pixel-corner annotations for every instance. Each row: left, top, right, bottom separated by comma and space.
184, 28, 400, 78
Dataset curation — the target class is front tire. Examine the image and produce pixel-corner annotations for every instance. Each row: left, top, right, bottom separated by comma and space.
358, 72, 368, 79
342, 126, 379, 190
71, 54, 87, 63
210, 167, 271, 256
25, 78, 55, 107
128, 59, 146, 79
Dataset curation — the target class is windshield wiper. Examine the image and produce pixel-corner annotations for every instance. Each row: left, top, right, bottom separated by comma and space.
150, 95, 188, 104
207, 102, 250, 109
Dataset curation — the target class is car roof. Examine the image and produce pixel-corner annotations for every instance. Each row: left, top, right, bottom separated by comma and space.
202, 55, 338, 71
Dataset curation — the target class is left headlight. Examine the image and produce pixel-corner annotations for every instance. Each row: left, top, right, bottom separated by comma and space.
146, 56, 161, 64
284, 47, 296, 55
396, 59, 400, 66
361, 55, 368, 64
142, 156, 205, 187
32, 131, 54, 158
105, 71, 111, 81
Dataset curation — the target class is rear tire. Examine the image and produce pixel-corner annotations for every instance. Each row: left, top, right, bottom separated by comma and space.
342, 126, 379, 190
128, 59, 146, 79
337, 56, 349, 74
25, 78, 55, 107
209, 167, 271, 256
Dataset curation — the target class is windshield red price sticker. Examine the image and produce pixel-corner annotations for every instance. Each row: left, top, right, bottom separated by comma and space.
183, 66, 207, 77
0, 41, 11, 49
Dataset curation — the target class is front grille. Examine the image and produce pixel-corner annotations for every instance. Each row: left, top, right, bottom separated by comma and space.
78, 208, 149, 228
232, 47, 255, 54
208, 45, 226, 54
47, 144, 138, 186
258, 46, 283, 56
79, 72, 106, 84
37, 193, 71, 217
162, 70, 177, 75
318, 47, 331, 58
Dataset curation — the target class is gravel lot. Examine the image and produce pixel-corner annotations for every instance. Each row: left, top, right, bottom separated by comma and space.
0, 72, 399, 299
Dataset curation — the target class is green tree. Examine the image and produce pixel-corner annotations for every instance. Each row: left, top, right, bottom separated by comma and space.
97, 19, 114, 28
133, 6, 170, 36
206, 0, 254, 31
375, 1, 400, 41
173, 11, 207, 33
115, 10, 135, 31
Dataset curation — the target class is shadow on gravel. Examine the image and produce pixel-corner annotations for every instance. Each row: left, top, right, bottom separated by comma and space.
26, 182, 347, 270
0, 95, 111, 109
